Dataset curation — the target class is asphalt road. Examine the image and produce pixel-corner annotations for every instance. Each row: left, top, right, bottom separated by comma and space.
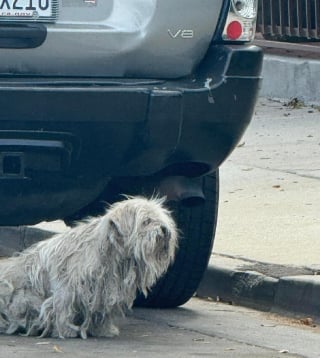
0, 298, 319, 357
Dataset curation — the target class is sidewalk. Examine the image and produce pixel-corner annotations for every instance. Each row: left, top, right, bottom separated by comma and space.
198, 96, 320, 319
214, 97, 320, 266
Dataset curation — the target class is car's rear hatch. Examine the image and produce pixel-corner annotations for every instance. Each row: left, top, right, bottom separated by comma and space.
0, 0, 225, 78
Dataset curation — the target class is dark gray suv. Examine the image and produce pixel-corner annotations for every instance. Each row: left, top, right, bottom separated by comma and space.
0, 0, 262, 307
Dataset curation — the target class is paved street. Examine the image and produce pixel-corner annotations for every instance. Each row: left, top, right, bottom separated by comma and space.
0, 297, 319, 357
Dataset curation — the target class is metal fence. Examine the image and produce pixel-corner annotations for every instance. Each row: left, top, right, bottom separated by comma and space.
257, 0, 320, 40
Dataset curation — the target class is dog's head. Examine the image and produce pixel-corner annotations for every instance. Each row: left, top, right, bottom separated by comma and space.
101, 196, 178, 295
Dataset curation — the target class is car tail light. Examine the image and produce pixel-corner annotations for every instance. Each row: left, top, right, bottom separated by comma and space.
222, 0, 258, 42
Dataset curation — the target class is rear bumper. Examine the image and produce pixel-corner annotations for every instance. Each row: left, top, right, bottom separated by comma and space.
0, 44, 263, 225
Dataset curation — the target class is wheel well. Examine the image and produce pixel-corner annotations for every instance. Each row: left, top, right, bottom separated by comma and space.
158, 162, 211, 178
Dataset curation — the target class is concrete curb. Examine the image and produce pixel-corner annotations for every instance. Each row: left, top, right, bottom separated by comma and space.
260, 55, 320, 105
2, 228, 320, 320
197, 255, 320, 319
274, 276, 320, 317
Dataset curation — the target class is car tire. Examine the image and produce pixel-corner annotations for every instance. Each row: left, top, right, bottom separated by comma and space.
134, 171, 219, 308
64, 171, 219, 308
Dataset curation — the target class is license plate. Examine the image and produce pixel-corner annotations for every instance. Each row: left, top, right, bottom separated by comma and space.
0, 0, 58, 22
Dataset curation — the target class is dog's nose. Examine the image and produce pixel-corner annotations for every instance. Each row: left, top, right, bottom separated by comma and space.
160, 226, 170, 238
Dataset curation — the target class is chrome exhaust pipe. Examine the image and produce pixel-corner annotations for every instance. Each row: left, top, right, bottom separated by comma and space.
159, 176, 205, 207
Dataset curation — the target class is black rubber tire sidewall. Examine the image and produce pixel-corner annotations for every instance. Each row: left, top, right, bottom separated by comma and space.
134, 171, 219, 308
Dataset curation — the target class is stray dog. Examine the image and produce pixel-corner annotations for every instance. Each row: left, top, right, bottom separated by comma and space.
0, 197, 177, 339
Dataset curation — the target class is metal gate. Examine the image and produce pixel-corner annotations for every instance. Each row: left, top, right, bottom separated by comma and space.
257, 0, 320, 40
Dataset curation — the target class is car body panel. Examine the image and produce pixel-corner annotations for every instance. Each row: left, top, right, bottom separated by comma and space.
0, 0, 224, 77
0, 44, 263, 225
0, 0, 264, 225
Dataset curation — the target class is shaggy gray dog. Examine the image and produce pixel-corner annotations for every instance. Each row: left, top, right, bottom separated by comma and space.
0, 197, 177, 339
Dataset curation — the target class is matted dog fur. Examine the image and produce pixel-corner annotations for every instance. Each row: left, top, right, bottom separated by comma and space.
0, 197, 177, 339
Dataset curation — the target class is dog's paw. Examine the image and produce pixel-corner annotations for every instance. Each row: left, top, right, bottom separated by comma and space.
53, 326, 79, 339
89, 321, 120, 338
103, 323, 119, 338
